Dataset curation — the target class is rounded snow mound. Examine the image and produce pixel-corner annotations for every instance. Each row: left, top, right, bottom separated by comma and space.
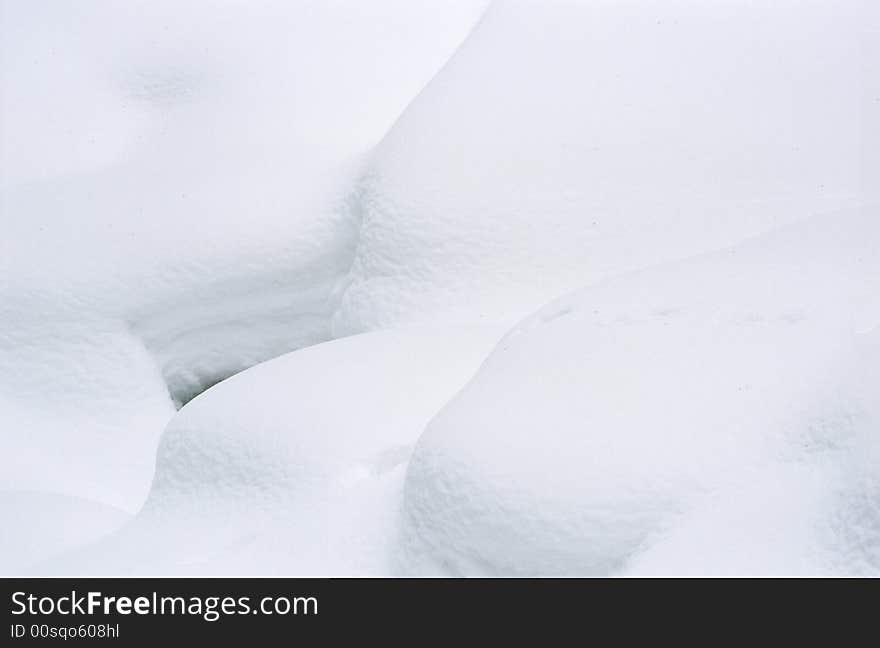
0, 491, 129, 576
48, 326, 500, 576
334, 0, 877, 335
0, 0, 486, 510
400, 209, 880, 576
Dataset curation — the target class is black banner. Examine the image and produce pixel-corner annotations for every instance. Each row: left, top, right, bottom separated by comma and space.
0, 577, 865, 643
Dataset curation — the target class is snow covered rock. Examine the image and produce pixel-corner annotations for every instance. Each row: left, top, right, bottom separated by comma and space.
43, 326, 500, 576
0, 0, 486, 509
335, 0, 877, 334
400, 209, 880, 576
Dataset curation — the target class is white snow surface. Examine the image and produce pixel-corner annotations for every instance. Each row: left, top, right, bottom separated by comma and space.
401, 209, 880, 576
40, 326, 500, 576
335, 0, 877, 334
0, 0, 487, 510
3, 0, 879, 577
0, 491, 130, 575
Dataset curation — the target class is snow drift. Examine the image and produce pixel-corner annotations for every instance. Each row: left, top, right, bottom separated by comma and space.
3, 0, 878, 578
335, 0, 876, 334
401, 209, 880, 576
0, 0, 487, 511
0, 491, 129, 575
40, 327, 500, 576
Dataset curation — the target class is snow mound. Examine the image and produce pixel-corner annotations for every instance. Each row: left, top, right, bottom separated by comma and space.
0, 0, 486, 509
334, 0, 877, 334
0, 491, 130, 576
44, 326, 500, 576
400, 209, 880, 576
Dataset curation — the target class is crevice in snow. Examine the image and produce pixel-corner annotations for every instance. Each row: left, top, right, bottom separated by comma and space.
132, 286, 334, 408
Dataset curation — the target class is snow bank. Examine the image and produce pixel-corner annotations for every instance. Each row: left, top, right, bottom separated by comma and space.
625, 325, 880, 576
0, 0, 486, 510
5, 0, 877, 577
335, 0, 877, 334
0, 491, 129, 576
43, 326, 500, 576
401, 209, 880, 576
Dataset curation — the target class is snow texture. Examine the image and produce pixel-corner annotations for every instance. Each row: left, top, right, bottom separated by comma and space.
401, 209, 880, 576
0, 491, 129, 575
2, 0, 878, 577
335, 0, 876, 334
1, 0, 487, 511
39, 327, 500, 576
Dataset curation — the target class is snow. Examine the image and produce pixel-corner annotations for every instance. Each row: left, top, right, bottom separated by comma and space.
3, 0, 878, 577
0, 491, 130, 575
37, 326, 500, 576
400, 209, 880, 576
334, 0, 877, 335
0, 0, 487, 511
